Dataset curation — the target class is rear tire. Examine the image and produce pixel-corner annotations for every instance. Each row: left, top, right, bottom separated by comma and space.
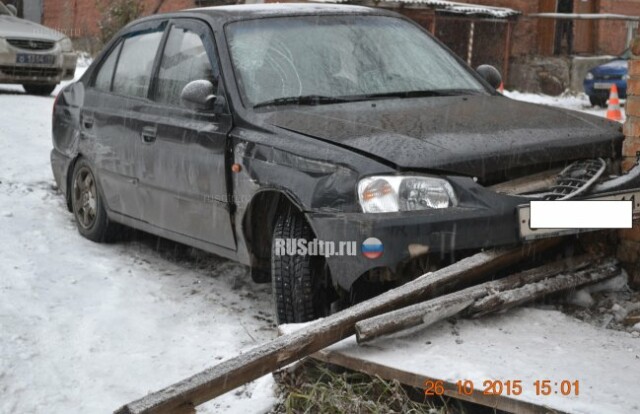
70, 158, 119, 242
271, 208, 331, 324
23, 84, 56, 96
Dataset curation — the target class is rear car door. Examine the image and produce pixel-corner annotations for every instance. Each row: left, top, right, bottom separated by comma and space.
83, 20, 166, 220
134, 19, 235, 249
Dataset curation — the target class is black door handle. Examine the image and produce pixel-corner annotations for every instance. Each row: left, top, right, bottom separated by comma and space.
141, 126, 157, 144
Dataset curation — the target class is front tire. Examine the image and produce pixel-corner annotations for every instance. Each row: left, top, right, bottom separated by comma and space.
271, 209, 331, 324
70, 158, 118, 242
23, 84, 57, 96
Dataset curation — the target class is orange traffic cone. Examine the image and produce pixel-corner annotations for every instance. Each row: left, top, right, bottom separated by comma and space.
606, 84, 623, 121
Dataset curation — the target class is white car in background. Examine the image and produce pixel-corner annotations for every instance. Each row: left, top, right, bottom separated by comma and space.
0, 1, 77, 95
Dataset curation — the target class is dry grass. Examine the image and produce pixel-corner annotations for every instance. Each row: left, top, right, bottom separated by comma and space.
272, 360, 479, 414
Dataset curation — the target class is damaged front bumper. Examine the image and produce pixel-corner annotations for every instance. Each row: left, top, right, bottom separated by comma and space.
309, 164, 640, 292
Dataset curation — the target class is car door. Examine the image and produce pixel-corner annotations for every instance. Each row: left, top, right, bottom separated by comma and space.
133, 19, 235, 249
83, 20, 166, 220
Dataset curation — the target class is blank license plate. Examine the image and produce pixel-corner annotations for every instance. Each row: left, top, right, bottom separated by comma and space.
16, 54, 55, 65
518, 190, 640, 240
594, 82, 613, 90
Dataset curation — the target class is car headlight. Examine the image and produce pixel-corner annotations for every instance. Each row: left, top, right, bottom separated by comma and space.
585, 72, 594, 81
357, 176, 458, 213
59, 37, 73, 52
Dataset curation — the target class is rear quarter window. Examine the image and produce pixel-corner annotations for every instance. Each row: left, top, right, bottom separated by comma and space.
93, 42, 122, 92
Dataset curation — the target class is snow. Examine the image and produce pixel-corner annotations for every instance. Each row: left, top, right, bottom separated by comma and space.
504, 89, 626, 123
0, 59, 633, 414
0, 64, 276, 413
566, 289, 595, 307
318, 307, 640, 414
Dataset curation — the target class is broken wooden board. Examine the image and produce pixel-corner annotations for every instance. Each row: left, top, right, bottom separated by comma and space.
355, 255, 601, 343
309, 307, 640, 414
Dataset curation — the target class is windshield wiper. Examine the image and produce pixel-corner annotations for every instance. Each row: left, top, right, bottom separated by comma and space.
348, 89, 481, 101
253, 89, 482, 109
253, 95, 349, 109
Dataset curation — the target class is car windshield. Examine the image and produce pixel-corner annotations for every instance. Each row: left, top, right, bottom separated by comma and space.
0, 2, 11, 15
226, 15, 487, 108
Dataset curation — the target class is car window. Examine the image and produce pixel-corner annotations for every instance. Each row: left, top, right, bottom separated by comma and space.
94, 42, 122, 92
155, 26, 217, 107
112, 29, 164, 98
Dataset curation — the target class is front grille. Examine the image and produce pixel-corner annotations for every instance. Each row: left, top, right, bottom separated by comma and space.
543, 159, 606, 200
595, 74, 624, 81
7, 38, 55, 51
0, 66, 61, 78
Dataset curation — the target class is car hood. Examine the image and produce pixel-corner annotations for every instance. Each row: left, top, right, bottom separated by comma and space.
263, 95, 623, 181
0, 15, 66, 41
592, 58, 628, 75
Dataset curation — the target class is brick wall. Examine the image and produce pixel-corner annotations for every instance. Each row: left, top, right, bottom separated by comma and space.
619, 36, 640, 286
42, 0, 195, 40
598, 0, 640, 55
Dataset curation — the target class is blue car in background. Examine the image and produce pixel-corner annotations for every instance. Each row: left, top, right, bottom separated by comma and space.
584, 49, 630, 107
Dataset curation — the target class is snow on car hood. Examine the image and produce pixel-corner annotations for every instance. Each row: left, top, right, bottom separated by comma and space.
0, 15, 66, 41
264, 95, 623, 180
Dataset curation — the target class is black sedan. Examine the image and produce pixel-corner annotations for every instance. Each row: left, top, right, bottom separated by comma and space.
51, 4, 640, 324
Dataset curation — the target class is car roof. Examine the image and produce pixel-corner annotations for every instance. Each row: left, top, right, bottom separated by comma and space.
178, 3, 396, 22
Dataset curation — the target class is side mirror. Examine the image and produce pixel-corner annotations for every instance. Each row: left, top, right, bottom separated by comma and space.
476, 65, 502, 90
180, 80, 216, 111
6, 4, 17, 16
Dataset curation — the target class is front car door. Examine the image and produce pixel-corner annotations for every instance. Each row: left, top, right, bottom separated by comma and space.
134, 18, 235, 249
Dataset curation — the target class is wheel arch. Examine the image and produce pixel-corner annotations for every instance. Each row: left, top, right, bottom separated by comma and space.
242, 189, 306, 271
65, 153, 84, 212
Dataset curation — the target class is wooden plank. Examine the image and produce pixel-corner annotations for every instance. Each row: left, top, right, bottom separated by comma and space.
503, 20, 512, 82
355, 254, 594, 343
114, 239, 560, 414
469, 259, 619, 317
536, 0, 557, 55
311, 350, 567, 414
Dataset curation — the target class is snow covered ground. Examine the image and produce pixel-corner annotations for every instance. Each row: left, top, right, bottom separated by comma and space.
0, 66, 630, 414
504, 89, 626, 123
0, 67, 277, 413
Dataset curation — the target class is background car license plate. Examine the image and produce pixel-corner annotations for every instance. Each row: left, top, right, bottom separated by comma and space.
594, 82, 613, 90
16, 54, 55, 65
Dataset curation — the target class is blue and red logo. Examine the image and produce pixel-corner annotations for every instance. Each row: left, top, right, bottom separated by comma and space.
362, 237, 384, 259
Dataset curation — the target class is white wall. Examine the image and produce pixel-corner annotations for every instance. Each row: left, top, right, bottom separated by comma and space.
23, 0, 42, 23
